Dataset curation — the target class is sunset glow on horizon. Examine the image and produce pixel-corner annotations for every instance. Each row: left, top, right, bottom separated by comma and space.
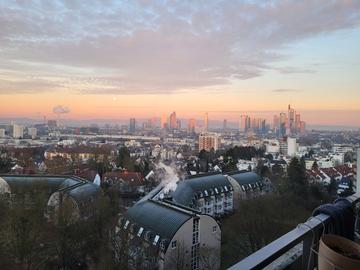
1, 1, 360, 126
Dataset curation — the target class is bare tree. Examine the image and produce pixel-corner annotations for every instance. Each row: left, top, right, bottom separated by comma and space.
167, 241, 188, 270
200, 246, 219, 270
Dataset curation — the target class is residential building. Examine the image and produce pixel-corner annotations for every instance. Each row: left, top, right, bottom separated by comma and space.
332, 144, 353, 154
0, 128, 5, 138
287, 137, 297, 157
117, 199, 221, 270
265, 140, 280, 154
170, 172, 266, 217
0, 175, 101, 220
28, 127, 37, 139
47, 120, 58, 129
13, 124, 24, 139
306, 164, 355, 186
198, 132, 220, 151
236, 159, 257, 171
102, 171, 146, 198
44, 146, 114, 162
226, 172, 265, 207
279, 138, 288, 154
171, 174, 234, 217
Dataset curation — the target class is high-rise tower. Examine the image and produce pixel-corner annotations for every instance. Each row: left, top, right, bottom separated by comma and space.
204, 112, 209, 131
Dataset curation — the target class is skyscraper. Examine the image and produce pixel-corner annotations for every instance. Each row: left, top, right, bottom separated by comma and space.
169, 112, 177, 129
223, 119, 227, 131
239, 115, 250, 133
176, 119, 181, 130
288, 104, 295, 134
150, 117, 158, 129
259, 119, 267, 134
188, 118, 196, 133
279, 112, 286, 137
161, 114, 167, 129
204, 112, 209, 131
273, 115, 280, 133
129, 118, 136, 133
295, 113, 301, 132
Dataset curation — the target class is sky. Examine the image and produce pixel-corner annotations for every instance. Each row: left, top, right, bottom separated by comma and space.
0, 0, 360, 126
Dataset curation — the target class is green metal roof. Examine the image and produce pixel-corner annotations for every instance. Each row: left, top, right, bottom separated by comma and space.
172, 174, 232, 207
0, 175, 100, 205
125, 200, 193, 241
228, 172, 262, 186
0, 175, 73, 194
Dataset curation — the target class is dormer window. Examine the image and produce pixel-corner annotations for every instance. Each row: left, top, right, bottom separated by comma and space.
137, 227, 144, 237
153, 235, 160, 246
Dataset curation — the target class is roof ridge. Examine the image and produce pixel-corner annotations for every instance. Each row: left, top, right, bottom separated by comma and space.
149, 199, 196, 217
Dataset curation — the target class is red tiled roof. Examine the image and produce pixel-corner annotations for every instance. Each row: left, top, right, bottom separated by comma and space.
74, 168, 98, 182
334, 164, 353, 176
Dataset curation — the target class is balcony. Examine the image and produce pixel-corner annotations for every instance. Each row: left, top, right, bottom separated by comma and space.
228, 193, 360, 270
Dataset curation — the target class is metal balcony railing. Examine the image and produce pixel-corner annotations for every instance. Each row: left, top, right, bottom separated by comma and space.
228, 193, 360, 270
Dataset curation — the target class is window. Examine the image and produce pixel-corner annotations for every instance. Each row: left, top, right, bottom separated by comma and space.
137, 227, 144, 237
192, 219, 199, 245
171, 240, 177, 249
193, 219, 199, 232
212, 226, 217, 233
153, 235, 160, 246
191, 243, 200, 270
160, 240, 166, 250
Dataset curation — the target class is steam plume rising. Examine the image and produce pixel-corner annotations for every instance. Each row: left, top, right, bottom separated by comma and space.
156, 162, 179, 193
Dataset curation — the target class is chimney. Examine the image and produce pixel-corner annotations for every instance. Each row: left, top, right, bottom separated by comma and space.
357, 148, 360, 193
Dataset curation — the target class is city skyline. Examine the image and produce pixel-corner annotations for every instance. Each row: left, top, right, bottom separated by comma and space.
2, 106, 360, 130
0, 1, 360, 127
